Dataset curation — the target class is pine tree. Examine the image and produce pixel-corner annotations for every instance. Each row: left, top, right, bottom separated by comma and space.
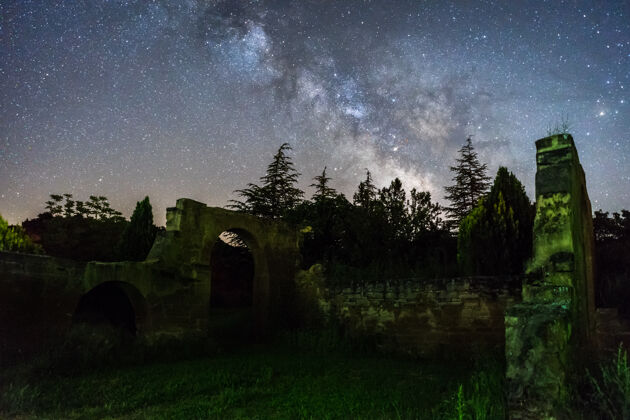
117, 196, 157, 261
353, 169, 378, 210
310, 166, 337, 202
444, 137, 491, 229
230, 143, 304, 218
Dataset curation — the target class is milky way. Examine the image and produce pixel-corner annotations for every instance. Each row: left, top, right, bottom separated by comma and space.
1, 0, 628, 224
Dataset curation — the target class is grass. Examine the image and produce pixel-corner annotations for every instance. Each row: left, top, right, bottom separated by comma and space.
585, 343, 630, 419
0, 328, 506, 419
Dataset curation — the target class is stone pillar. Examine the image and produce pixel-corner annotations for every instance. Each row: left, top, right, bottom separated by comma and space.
505, 134, 595, 418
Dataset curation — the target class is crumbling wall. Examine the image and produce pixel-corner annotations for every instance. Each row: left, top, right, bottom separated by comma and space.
505, 134, 595, 419
0, 199, 300, 363
0, 251, 86, 365
296, 266, 520, 357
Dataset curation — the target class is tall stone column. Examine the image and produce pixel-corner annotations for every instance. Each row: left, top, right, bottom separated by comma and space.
505, 134, 595, 418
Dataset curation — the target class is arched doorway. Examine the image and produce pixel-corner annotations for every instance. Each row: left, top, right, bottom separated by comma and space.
73, 281, 146, 336
208, 229, 255, 340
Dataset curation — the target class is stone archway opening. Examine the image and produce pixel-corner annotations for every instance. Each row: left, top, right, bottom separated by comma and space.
209, 229, 255, 340
73, 281, 144, 336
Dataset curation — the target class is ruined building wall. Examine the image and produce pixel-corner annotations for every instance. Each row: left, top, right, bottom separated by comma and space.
0, 251, 86, 364
505, 134, 596, 419
296, 267, 520, 357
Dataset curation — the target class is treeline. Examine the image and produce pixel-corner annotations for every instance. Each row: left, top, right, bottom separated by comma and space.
229, 141, 534, 287
17, 195, 160, 262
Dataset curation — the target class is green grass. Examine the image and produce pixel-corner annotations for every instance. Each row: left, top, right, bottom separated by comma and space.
0, 332, 506, 419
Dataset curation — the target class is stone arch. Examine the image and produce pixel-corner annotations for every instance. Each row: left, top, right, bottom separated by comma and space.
202, 227, 270, 332
73, 281, 149, 335
146, 198, 300, 335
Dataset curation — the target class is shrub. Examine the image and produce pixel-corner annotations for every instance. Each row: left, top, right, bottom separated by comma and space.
0, 213, 42, 254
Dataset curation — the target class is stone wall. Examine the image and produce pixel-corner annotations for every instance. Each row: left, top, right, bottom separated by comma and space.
297, 267, 520, 357
505, 134, 596, 419
0, 251, 86, 364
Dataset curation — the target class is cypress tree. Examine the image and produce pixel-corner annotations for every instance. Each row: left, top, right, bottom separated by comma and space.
444, 137, 491, 229
118, 196, 157, 261
457, 167, 534, 276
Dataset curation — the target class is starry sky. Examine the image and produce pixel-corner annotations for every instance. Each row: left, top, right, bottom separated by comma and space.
1, 0, 629, 225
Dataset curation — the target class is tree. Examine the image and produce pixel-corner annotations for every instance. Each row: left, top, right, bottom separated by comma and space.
230, 143, 304, 218
406, 189, 443, 241
117, 196, 157, 261
444, 137, 491, 230
379, 177, 407, 241
83, 195, 123, 220
23, 193, 129, 261
353, 169, 378, 210
62, 193, 75, 217
0, 213, 42, 254
310, 166, 337, 202
457, 166, 534, 276
45, 194, 63, 217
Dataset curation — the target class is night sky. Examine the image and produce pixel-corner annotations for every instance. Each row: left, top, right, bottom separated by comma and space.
1, 0, 628, 225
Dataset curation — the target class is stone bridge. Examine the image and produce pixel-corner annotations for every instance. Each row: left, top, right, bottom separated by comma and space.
0, 199, 299, 363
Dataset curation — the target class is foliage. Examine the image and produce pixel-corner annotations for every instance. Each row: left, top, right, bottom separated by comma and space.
230, 143, 304, 218
586, 343, 630, 419
45, 194, 123, 221
353, 169, 378, 210
310, 166, 337, 202
117, 196, 158, 261
444, 137, 491, 230
286, 170, 451, 285
22, 194, 129, 261
0, 213, 43, 254
457, 167, 534, 276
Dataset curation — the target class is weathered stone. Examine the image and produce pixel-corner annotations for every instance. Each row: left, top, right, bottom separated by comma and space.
307, 274, 517, 357
0, 199, 299, 363
506, 134, 595, 418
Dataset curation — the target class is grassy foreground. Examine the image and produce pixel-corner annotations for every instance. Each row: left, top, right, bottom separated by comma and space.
0, 332, 505, 419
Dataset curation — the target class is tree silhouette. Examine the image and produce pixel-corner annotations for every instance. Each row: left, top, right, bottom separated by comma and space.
117, 196, 157, 261
444, 137, 491, 230
353, 169, 378, 210
45, 194, 63, 217
457, 166, 533, 276
310, 166, 337, 202
230, 143, 304, 218
379, 177, 407, 240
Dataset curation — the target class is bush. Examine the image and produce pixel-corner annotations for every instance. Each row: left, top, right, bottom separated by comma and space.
0, 213, 42, 254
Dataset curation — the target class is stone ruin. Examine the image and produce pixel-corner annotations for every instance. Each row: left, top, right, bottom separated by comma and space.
0, 134, 599, 419
505, 134, 595, 419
